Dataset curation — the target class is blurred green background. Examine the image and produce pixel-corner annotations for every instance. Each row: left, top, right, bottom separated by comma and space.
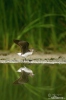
0, 64, 66, 100
0, 0, 66, 100
0, 0, 66, 52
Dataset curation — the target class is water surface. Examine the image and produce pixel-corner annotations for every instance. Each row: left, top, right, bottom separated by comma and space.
0, 64, 66, 100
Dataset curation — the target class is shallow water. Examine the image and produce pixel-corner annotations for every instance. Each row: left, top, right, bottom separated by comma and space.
0, 63, 66, 100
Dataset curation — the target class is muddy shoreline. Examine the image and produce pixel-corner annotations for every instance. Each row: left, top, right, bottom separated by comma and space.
0, 51, 66, 64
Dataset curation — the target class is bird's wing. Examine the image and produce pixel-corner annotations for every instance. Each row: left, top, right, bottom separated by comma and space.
13, 40, 20, 45
20, 41, 29, 54
14, 40, 29, 54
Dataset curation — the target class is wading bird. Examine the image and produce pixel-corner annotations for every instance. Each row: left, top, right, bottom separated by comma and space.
14, 40, 34, 58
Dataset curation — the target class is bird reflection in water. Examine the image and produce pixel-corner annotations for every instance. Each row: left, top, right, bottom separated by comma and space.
13, 67, 34, 84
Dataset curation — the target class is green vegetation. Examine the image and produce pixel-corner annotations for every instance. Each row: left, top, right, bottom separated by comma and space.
0, 0, 66, 52
0, 64, 66, 100
0, 1, 66, 100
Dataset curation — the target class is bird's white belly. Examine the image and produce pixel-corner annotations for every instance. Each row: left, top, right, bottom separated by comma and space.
17, 51, 33, 57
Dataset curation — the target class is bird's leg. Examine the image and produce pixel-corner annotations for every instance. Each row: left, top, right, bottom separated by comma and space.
21, 52, 22, 55
22, 57, 26, 62
24, 57, 26, 61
